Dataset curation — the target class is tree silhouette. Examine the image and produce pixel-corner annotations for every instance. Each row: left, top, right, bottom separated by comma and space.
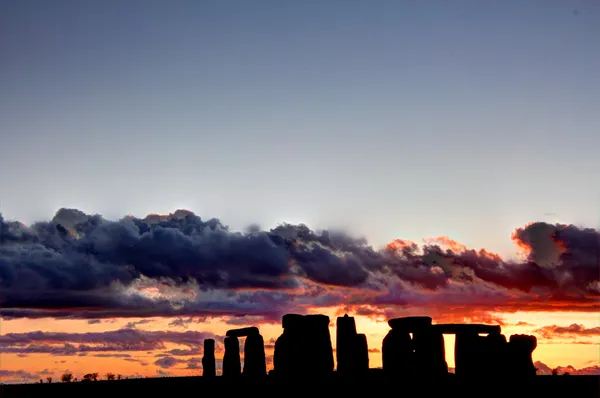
46, 377, 52, 383
82, 373, 99, 382
116, 374, 122, 380
106, 373, 115, 381
61, 373, 73, 383
551, 368, 558, 376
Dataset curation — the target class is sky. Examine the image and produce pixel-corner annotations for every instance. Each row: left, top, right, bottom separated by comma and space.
0, 0, 599, 383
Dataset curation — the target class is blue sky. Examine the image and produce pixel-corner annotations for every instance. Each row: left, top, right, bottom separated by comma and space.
1, 0, 598, 257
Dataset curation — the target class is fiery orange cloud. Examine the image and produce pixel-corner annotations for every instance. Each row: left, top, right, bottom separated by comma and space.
422, 236, 469, 253
385, 239, 418, 251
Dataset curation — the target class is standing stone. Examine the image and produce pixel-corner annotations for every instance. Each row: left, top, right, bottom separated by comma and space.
336, 314, 370, 376
222, 336, 241, 376
336, 314, 358, 374
202, 339, 216, 377
454, 331, 484, 376
484, 332, 508, 376
355, 333, 370, 372
273, 313, 334, 379
382, 328, 413, 374
382, 317, 433, 375
305, 314, 334, 377
244, 333, 266, 377
507, 334, 537, 377
412, 329, 447, 376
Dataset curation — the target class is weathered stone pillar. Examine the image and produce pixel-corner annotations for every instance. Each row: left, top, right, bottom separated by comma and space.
225, 326, 267, 377
202, 338, 216, 377
412, 329, 447, 376
383, 317, 432, 375
507, 334, 537, 377
336, 314, 370, 376
222, 336, 241, 376
272, 313, 334, 380
336, 314, 358, 374
244, 333, 266, 377
355, 333, 369, 372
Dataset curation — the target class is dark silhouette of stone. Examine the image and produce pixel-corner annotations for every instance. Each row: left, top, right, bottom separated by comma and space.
273, 313, 334, 380
336, 314, 357, 374
412, 328, 448, 376
507, 334, 537, 377
453, 330, 481, 376
432, 324, 501, 335
355, 333, 369, 371
226, 327, 259, 337
225, 326, 266, 377
484, 332, 509, 376
281, 313, 304, 329
382, 327, 413, 374
437, 324, 504, 376
201, 339, 215, 377
306, 314, 334, 377
244, 333, 266, 377
336, 314, 369, 376
383, 316, 437, 376
222, 336, 241, 376
388, 316, 432, 330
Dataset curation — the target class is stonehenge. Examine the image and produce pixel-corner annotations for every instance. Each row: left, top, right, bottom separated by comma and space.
507, 334, 537, 377
213, 314, 539, 379
223, 326, 266, 377
383, 316, 448, 376
273, 314, 334, 379
336, 314, 369, 376
222, 336, 241, 376
201, 339, 216, 377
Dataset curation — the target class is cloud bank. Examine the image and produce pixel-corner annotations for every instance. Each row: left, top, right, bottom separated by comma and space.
0, 328, 215, 357
0, 208, 598, 320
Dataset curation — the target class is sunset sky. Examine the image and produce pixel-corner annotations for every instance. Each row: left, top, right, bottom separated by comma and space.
1, 0, 599, 384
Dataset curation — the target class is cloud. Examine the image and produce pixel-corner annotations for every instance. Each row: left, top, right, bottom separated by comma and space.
514, 321, 535, 327
168, 317, 206, 328
154, 356, 185, 369
533, 324, 600, 339
0, 369, 53, 384
0, 328, 216, 355
0, 209, 597, 320
124, 319, 153, 329
186, 357, 202, 369
92, 353, 131, 358
86, 319, 101, 325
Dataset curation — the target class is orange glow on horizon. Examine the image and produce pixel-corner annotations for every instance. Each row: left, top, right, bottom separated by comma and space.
0, 309, 598, 383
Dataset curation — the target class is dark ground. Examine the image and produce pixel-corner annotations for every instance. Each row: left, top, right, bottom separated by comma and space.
1, 372, 599, 398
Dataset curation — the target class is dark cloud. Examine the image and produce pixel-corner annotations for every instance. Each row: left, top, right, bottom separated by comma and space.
223, 315, 278, 326
154, 356, 185, 369
0, 328, 215, 355
168, 317, 203, 328
534, 324, 600, 339
124, 319, 152, 329
164, 348, 201, 356
86, 319, 101, 324
0, 210, 598, 320
186, 357, 202, 369
0, 369, 53, 384
92, 353, 131, 358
